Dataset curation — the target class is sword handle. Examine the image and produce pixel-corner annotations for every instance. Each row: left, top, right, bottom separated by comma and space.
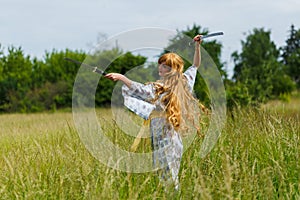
93, 68, 107, 75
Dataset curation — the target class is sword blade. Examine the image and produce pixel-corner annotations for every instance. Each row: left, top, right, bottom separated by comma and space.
201, 31, 224, 39
64, 57, 107, 75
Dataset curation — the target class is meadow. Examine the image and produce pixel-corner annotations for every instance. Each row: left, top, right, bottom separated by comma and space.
0, 97, 299, 199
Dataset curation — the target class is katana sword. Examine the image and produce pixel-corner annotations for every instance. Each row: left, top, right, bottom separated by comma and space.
189, 31, 224, 45
64, 57, 107, 75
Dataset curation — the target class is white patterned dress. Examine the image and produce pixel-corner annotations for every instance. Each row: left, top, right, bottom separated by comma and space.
122, 66, 197, 190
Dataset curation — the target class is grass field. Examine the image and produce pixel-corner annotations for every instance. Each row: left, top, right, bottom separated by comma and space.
0, 98, 299, 199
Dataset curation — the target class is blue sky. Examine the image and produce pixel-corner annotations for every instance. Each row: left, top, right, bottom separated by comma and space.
1, 0, 299, 77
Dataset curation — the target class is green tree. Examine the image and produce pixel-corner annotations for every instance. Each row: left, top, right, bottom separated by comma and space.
232, 28, 279, 80
39, 49, 87, 109
0, 44, 148, 112
0, 47, 88, 112
0, 44, 5, 109
280, 24, 300, 88
232, 28, 295, 104
0, 46, 33, 112
225, 80, 252, 108
42, 49, 86, 83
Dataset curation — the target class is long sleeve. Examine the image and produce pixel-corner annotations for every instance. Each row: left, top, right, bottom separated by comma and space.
122, 81, 156, 120
122, 81, 156, 101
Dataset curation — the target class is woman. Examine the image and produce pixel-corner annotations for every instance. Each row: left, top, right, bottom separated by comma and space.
105, 35, 202, 191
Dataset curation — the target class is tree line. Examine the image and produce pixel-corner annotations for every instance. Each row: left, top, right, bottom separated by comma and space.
0, 24, 299, 113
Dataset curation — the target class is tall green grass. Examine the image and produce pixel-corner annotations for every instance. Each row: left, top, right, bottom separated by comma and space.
0, 101, 299, 199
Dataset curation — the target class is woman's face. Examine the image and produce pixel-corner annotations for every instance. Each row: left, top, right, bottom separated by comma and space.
158, 62, 171, 77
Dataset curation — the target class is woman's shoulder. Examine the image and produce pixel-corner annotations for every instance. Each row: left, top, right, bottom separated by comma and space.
184, 65, 197, 77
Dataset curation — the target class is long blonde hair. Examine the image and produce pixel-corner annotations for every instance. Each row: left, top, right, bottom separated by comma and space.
153, 53, 200, 135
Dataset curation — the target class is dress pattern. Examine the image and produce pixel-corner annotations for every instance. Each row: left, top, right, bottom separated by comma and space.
122, 66, 197, 190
